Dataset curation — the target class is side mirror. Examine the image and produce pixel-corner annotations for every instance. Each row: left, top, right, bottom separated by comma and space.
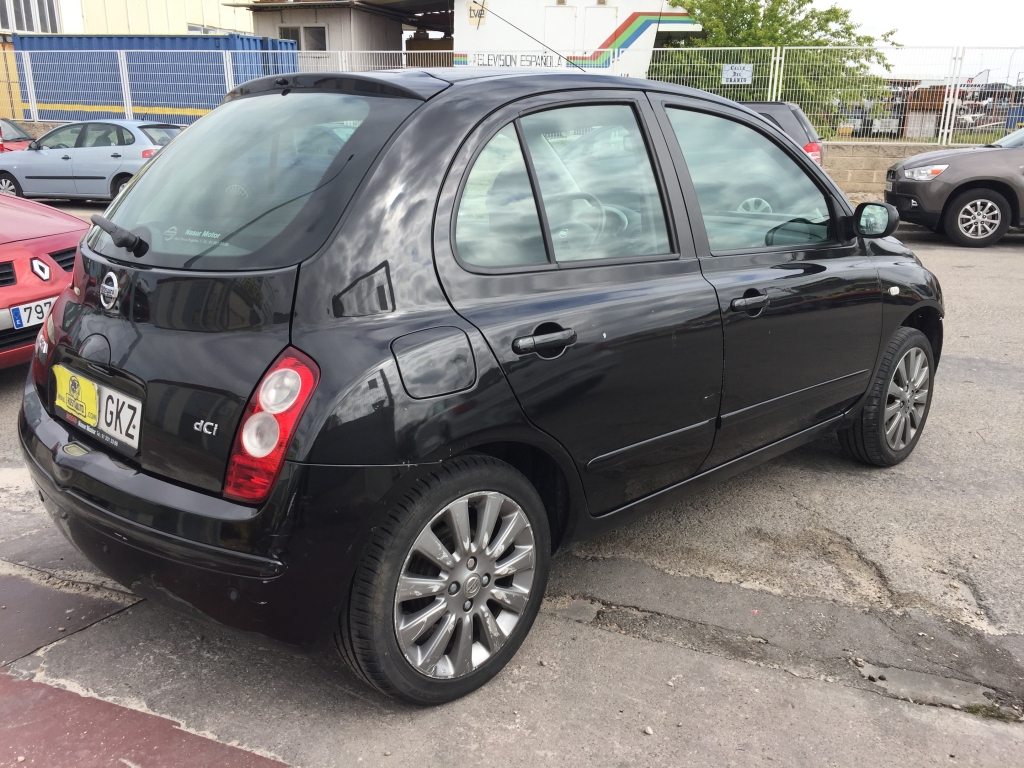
28, 141, 39, 150
853, 201, 899, 239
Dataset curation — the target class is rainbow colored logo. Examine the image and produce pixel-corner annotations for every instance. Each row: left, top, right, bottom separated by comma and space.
568, 11, 696, 68
454, 53, 469, 65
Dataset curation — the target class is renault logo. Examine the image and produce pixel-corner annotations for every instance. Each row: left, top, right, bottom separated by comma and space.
99, 272, 119, 310
30, 257, 50, 282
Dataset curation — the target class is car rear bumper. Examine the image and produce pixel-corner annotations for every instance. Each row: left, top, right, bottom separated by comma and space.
19, 374, 418, 648
19, 376, 332, 647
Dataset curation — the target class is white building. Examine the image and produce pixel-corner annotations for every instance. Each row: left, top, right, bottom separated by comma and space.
0, 0, 254, 37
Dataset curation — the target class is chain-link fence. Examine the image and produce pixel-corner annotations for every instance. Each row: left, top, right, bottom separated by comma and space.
2, 47, 1021, 145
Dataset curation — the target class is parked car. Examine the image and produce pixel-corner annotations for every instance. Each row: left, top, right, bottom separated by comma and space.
0, 195, 86, 368
886, 126, 1024, 247
21, 69, 943, 705
0, 120, 182, 200
0, 119, 34, 153
744, 101, 824, 165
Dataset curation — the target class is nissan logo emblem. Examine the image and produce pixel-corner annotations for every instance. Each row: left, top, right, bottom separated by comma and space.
100, 272, 119, 310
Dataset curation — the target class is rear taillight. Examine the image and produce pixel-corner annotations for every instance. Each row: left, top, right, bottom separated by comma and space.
804, 142, 823, 167
141, 149, 156, 159
223, 348, 320, 504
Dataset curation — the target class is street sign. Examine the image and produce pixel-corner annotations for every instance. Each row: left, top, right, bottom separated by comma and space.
722, 63, 754, 85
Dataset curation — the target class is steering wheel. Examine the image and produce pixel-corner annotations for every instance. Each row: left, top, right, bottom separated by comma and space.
548, 192, 607, 258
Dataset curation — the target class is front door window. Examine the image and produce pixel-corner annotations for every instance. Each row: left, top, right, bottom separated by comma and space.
665, 108, 834, 252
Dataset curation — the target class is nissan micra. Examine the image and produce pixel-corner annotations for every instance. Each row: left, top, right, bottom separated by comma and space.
21, 69, 943, 704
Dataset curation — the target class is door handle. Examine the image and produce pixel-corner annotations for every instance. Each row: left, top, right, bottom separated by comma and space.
512, 328, 577, 355
61, 155, 70, 160
731, 293, 769, 311
110, 153, 121, 158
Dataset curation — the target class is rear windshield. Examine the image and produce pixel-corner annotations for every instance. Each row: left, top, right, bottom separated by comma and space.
88, 91, 418, 270
140, 124, 182, 146
1, 119, 31, 141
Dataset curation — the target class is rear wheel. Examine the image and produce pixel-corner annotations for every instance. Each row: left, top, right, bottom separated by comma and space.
838, 327, 934, 466
111, 174, 131, 198
336, 455, 550, 704
943, 188, 1010, 247
0, 172, 22, 197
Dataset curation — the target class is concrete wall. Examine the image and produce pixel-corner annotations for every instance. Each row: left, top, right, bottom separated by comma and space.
823, 143, 948, 204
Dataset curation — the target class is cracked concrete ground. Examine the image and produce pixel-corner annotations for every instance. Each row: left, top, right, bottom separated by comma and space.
1, 227, 1023, 766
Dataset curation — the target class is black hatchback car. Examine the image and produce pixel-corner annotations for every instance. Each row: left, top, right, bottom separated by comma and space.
21, 69, 944, 704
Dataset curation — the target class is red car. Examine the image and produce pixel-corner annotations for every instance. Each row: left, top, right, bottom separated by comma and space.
0, 119, 33, 153
0, 195, 87, 368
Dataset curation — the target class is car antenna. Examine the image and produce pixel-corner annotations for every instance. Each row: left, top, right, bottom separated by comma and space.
469, 0, 587, 73
91, 214, 149, 258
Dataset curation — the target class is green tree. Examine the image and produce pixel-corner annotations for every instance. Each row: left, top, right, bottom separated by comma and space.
670, 0, 891, 49
648, 0, 899, 140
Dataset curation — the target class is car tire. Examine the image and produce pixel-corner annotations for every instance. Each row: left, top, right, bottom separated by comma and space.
336, 455, 551, 705
0, 172, 23, 197
111, 174, 131, 198
943, 188, 1010, 247
838, 327, 934, 467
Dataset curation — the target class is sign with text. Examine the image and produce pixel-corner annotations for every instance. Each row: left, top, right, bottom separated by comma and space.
722, 63, 754, 85
469, 1, 486, 26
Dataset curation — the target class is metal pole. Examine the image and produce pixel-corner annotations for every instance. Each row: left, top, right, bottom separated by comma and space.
22, 52, 38, 122
774, 47, 787, 101
223, 51, 235, 93
117, 51, 133, 120
939, 47, 964, 146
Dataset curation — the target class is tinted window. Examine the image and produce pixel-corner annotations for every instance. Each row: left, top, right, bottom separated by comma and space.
666, 108, 833, 252
140, 125, 181, 146
89, 91, 419, 271
520, 104, 671, 262
456, 124, 547, 268
39, 124, 83, 149
81, 123, 121, 148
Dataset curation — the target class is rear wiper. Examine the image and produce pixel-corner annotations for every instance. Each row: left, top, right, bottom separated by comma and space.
91, 214, 149, 257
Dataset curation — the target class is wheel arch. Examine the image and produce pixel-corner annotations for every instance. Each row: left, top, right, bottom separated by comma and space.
900, 304, 943, 366
461, 440, 578, 552
110, 172, 132, 198
941, 179, 1020, 227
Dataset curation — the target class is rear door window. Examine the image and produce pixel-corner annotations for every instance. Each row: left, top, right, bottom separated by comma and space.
455, 124, 547, 268
80, 123, 121, 148
520, 104, 671, 262
666, 108, 834, 252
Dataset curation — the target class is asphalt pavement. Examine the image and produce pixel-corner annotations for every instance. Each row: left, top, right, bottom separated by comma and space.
1, 221, 1022, 766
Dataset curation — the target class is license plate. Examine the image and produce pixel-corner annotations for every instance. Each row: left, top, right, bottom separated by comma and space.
884, 181, 893, 192
11, 295, 58, 329
52, 365, 142, 453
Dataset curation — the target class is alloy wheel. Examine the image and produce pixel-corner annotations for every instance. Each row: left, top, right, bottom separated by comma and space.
737, 197, 772, 214
393, 490, 537, 679
0, 177, 16, 196
884, 346, 930, 451
957, 199, 1001, 240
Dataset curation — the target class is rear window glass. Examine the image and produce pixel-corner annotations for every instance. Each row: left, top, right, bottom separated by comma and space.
140, 125, 181, 146
88, 91, 418, 270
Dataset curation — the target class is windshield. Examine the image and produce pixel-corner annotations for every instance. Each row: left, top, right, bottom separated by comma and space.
88, 90, 418, 270
993, 127, 1024, 148
140, 124, 182, 146
0, 119, 31, 141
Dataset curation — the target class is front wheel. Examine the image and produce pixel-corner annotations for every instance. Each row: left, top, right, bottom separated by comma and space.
336, 455, 551, 704
838, 327, 934, 466
943, 188, 1010, 247
0, 172, 23, 197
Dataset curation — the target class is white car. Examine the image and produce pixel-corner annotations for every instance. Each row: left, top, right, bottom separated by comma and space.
0, 119, 181, 200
